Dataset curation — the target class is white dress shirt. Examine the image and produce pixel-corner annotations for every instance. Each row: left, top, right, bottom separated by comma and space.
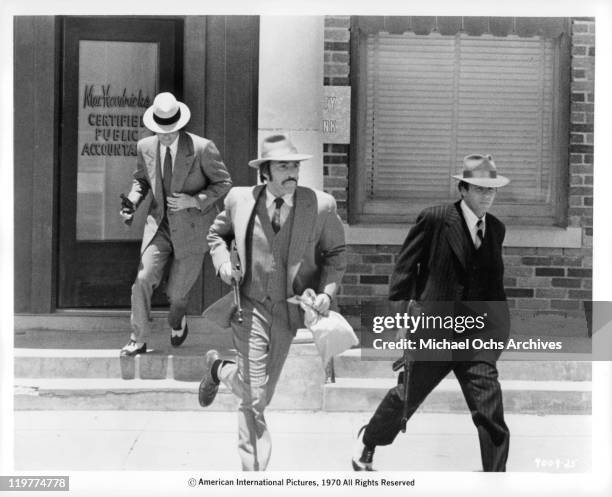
160, 137, 179, 177
460, 200, 486, 247
265, 189, 294, 229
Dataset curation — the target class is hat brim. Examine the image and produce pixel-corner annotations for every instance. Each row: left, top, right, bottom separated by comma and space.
143, 102, 191, 134
248, 154, 313, 169
451, 174, 510, 188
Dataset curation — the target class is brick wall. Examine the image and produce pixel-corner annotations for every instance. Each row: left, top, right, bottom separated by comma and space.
569, 18, 595, 239
323, 144, 349, 221
323, 16, 593, 332
324, 16, 350, 86
323, 16, 351, 221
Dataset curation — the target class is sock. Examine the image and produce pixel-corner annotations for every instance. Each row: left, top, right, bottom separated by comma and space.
211, 360, 222, 384
362, 430, 376, 450
211, 360, 234, 384
173, 316, 186, 332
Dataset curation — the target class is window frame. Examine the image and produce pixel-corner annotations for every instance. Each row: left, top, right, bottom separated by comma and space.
348, 16, 571, 227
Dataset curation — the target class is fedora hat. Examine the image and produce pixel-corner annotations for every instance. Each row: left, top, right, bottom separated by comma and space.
248, 134, 312, 169
143, 92, 191, 134
452, 154, 510, 188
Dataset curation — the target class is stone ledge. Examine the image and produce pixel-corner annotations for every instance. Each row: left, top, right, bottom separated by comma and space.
346, 224, 582, 248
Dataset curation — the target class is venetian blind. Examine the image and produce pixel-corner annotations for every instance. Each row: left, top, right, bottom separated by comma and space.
365, 32, 555, 208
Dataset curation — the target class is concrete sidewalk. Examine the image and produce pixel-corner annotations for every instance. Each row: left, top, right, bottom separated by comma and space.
14, 410, 591, 472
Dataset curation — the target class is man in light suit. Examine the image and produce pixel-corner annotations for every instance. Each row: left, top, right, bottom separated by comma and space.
352, 154, 511, 472
120, 92, 232, 356
198, 134, 346, 471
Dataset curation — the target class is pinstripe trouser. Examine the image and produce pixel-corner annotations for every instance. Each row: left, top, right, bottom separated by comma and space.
217, 296, 295, 471
362, 360, 510, 472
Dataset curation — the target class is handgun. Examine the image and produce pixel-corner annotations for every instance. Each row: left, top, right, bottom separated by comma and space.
120, 194, 135, 226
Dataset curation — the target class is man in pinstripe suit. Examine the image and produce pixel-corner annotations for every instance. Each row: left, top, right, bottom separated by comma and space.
352, 154, 511, 472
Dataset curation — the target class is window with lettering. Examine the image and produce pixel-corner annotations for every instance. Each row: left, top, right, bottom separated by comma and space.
350, 17, 570, 225
76, 41, 157, 240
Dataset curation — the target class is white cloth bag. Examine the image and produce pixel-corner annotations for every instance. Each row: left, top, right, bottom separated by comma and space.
288, 289, 359, 365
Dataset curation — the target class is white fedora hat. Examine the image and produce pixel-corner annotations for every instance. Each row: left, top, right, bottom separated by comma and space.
452, 154, 510, 188
143, 92, 191, 134
248, 134, 312, 169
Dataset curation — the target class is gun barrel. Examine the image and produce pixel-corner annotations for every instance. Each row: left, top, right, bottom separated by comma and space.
229, 239, 243, 323
232, 280, 243, 323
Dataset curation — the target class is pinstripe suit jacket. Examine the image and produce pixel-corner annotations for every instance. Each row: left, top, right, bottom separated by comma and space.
390, 201, 507, 303
389, 202, 510, 353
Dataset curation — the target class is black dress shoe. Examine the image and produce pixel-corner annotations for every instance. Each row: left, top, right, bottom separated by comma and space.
198, 350, 220, 407
351, 425, 376, 471
120, 340, 147, 357
170, 319, 189, 348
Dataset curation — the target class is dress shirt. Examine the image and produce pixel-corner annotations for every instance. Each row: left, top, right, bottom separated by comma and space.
265, 188, 294, 229
160, 137, 179, 177
460, 199, 486, 247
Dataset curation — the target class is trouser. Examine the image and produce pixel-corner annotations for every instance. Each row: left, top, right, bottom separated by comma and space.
217, 295, 295, 471
130, 226, 205, 342
362, 360, 510, 472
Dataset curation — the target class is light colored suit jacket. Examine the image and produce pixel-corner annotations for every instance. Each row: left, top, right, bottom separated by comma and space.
206, 185, 347, 330
127, 131, 232, 258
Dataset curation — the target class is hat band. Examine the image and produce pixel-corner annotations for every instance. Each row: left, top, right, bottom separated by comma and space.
463, 170, 497, 179
153, 109, 181, 126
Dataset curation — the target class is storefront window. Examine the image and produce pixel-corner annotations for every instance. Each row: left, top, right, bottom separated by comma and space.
76, 41, 158, 240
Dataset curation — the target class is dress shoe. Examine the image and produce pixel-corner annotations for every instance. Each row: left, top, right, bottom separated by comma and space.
198, 349, 220, 407
120, 340, 147, 357
351, 425, 376, 471
170, 316, 189, 348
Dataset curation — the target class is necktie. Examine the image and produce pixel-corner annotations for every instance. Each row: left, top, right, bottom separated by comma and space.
162, 147, 172, 202
272, 197, 284, 234
475, 219, 484, 249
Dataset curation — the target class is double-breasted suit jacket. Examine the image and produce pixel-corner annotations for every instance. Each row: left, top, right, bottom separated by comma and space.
127, 131, 232, 258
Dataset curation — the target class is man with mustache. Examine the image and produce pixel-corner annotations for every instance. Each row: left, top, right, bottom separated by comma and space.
199, 134, 347, 471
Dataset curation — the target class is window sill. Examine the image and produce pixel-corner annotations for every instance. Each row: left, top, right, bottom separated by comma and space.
344, 224, 582, 248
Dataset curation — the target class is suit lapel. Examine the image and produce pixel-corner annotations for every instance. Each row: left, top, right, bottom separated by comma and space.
445, 202, 470, 271
234, 185, 265, 274
485, 217, 502, 259
171, 132, 194, 192
287, 187, 317, 289
143, 140, 161, 202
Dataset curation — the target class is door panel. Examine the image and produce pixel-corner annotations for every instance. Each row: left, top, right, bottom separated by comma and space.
58, 17, 182, 307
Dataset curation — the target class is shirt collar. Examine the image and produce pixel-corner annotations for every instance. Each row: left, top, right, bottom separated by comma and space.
265, 188, 294, 208
460, 199, 485, 228
160, 135, 179, 157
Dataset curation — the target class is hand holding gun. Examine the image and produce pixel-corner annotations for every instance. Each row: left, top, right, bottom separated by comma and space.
400, 299, 419, 432
230, 240, 243, 323
390, 299, 418, 433
120, 194, 135, 226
